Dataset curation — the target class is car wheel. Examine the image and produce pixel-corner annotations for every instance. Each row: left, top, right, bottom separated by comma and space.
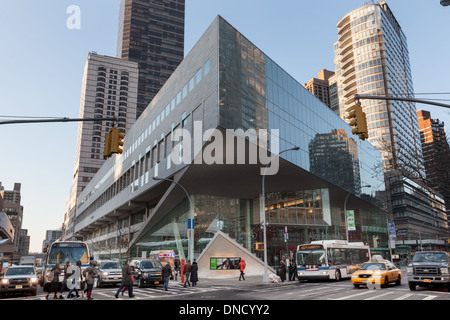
335, 270, 341, 282
353, 284, 360, 288
139, 279, 145, 288
31, 290, 37, 296
395, 276, 401, 286
408, 282, 416, 291
382, 276, 389, 288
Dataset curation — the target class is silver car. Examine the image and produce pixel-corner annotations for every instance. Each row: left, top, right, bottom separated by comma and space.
97, 260, 122, 287
0, 265, 38, 297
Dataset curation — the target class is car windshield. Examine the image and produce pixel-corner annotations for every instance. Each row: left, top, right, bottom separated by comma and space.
360, 263, 386, 271
5, 267, 35, 276
100, 262, 120, 269
48, 246, 89, 265
413, 252, 448, 263
141, 261, 162, 269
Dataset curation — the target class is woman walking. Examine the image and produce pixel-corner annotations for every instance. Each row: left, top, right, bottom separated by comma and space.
190, 259, 198, 287
45, 263, 61, 300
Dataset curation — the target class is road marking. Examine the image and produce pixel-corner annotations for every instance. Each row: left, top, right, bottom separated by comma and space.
333, 290, 377, 300
364, 291, 392, 300
422, 295, 437, 300
394, 293, 414, 300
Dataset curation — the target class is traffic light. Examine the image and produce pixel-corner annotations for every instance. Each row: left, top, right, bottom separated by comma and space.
347, 104, 369, 140
110, 127, 125, 154
103, 130, 112, 159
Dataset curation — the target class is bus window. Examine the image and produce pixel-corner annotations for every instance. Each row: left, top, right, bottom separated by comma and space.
328, 248, 347, 266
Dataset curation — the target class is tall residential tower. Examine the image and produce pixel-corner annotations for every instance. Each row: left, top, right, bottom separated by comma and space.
334, 1, 448, 254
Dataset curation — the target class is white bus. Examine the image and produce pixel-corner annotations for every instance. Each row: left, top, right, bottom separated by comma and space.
296, 240, 371, 281
41, 241, 90, 291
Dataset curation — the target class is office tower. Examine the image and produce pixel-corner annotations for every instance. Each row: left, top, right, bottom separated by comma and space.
117, 0, 185, 119
42, 230, 63, 251
0, 182, 23, 263
303, 69, 338, 113
63, 52, 139, 240
417, 110, 450, 216
334, 2, 448, 254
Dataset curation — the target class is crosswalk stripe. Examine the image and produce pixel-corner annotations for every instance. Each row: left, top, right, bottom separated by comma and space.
394, 293, 414, 300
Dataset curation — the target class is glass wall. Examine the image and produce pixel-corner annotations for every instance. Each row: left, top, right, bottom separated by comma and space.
218, 18, 385, 203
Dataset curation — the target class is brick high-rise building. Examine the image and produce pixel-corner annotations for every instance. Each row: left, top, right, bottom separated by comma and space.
417, 110, 450, 217
117, 0, 185, 119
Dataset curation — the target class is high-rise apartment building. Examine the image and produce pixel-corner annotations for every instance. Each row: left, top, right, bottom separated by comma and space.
334, 2, 448, 255
117, 0, 185, 119
303, 69, 338, 113
417, 110, 450, 217
63, 53, 139, 240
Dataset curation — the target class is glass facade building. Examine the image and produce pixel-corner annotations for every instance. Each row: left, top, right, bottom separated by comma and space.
75, 16, 389, 268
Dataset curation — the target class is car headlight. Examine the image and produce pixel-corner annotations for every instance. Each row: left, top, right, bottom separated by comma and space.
371, 275, 383, 278
441, 268, 449, 274
142, 273, 149, 277
101, 272, 109, 276
30, 277, 38, 283
1, 278, 9, 284
407, 267, 413, 274
351, 274, 358, 278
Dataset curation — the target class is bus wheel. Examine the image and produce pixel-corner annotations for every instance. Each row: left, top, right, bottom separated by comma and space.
335, 270, 341, 281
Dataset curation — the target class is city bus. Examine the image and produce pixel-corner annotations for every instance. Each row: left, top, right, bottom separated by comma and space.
296, 240, 371, 281
41, 241, 90, 291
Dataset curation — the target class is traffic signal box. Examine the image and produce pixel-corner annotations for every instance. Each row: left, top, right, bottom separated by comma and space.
103, 127, 125, 159
347, 104, 369, 140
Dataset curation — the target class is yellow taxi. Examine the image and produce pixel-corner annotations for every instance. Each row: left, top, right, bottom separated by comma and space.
351, 256, 402, 288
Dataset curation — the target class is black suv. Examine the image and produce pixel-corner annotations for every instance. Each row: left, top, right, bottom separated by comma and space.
407, 251, 450, 292
130, 259, 163, 288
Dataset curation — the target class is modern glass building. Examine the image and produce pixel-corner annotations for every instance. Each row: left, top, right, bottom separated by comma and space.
75, 16, 389, 270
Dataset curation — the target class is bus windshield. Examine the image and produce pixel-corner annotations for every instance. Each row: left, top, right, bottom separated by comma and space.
48, 246, 89, 264
297, 249, 326, 266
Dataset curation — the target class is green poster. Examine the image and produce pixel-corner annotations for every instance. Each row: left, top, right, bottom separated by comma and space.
346, 210, 356, 231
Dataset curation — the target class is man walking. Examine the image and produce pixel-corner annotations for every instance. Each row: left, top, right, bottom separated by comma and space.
183, 260, 191, 287
115, 259, 134, 298
162, 262, 173, 291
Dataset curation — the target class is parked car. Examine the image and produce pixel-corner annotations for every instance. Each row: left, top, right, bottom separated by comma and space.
97, 260, 122, 287
130, 259, 163, 288
0, 265, 38, 297
351, 257, 402, 288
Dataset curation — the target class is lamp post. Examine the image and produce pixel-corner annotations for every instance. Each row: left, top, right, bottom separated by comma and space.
343, 185, 371, 242
261, 146, 300, 283
153, 176, 194, 263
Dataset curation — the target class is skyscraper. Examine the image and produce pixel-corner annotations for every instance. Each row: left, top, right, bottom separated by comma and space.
63, 52, 139, 240
334, 1, 448, 254
117, 0, 185, 119
303, 69, 337, 113
417, 110, 450, 217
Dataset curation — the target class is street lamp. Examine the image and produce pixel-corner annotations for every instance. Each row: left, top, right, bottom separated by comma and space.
153, 176, 194, 263
261, 146, 300, 283
343, 185, 371, 242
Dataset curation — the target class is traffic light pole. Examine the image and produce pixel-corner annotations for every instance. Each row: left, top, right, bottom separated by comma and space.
354, 94, 450, 109
0, 117, 117, 125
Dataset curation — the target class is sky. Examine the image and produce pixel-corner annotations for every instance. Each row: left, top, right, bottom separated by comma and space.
0, 0, 449, 253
